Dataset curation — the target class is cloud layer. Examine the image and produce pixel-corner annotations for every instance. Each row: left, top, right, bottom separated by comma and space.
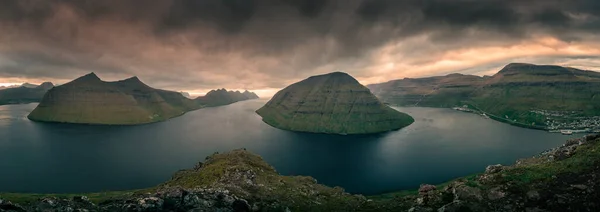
1, 0, 600, 96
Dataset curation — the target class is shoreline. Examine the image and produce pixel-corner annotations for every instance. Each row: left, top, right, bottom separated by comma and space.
393, 104, 596, 134
1, 133, 598, 211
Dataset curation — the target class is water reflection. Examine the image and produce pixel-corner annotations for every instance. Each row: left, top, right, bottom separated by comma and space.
0, 100, 576, 195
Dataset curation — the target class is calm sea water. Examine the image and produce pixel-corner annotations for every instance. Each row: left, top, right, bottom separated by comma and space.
0, 100, 576, 195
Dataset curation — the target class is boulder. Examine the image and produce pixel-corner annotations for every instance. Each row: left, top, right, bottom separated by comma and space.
453, 185, 483, 201
487, 187, 506, 200
0, 199, 26, 212
485, 164, 504, 174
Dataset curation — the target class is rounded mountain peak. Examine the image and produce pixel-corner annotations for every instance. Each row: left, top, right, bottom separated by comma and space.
256, 72, 414, 135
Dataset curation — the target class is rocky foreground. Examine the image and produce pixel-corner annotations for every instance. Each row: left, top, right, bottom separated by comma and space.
1, 135, 599, 212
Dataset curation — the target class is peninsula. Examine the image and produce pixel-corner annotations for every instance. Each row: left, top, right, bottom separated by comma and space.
368, 63, 600, 132
27, 73, 259, 125
0, 82, 54, 106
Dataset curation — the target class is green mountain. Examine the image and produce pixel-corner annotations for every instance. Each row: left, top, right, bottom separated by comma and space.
0, 82, 54, 105
256, 72, 414, 135
2, 135, 599, 211
368, 63, 600, 130
28, 73, 201, 125
195, 88, 259, 107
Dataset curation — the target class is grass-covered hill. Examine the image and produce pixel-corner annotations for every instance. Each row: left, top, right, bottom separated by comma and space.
0, 82, 54, 106
26, 73, 260, 125
256, 72, 414, 135
368, 63, 600, 129
1, 134, 599, 211
27, 73, 201, 125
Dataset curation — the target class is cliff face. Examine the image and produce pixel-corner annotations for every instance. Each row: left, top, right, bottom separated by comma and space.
27, 73, 200, 125
2, 135, 599, 212
368, 63, 600, 127
195, 88, 259, 107
0, 82, 54, 105
256, 72, 414, 135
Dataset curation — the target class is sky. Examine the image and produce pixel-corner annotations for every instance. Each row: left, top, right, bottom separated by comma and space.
1, 0, 600, 97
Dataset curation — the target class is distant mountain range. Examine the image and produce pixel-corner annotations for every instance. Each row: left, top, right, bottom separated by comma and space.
368, 63, 600, 130
27, 73, 259, 125
257, 72, 413, 135
0, 82, 54, 105
196, 88, 259, 107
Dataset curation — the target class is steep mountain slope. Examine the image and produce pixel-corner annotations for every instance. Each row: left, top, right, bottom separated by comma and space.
472, 63, 600, 127
368, 63, 600, 129
195, 88, 259, 107
256, 72, 414, 135
369, 73, 485, 107
0, 82, 54, 105
27, 73, 200, 125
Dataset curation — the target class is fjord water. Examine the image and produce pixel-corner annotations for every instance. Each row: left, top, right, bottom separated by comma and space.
0, 100, 574, 195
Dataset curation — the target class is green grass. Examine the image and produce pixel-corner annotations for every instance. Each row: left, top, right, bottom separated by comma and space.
3, 139, 598, 211
369, 138, 600, 202
499, 140, 600, 187
0, 190, 147, 204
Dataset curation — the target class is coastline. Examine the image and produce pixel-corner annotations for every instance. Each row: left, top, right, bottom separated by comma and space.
1, 134, 598, 211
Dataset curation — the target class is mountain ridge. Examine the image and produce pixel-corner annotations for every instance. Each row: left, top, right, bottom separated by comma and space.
27, 73, 259, 125
368, 63, 600, 130
0, 82, 55, 106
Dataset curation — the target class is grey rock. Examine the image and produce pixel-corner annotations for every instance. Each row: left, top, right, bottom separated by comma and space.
526, 190, 540, 200
138, 197, 164, 211
408, 206, 434, 212
418, 184, 437, 195
453, 185, 483, 201
437, 200, 469, 212
571, 184, 588, 190
526, 207, 549, 212
485, 164, 504, 174
487, 187, 506, 200
0, 199, 26, 212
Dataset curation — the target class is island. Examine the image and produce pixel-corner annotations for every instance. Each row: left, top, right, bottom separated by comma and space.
256, 72, 414, 135
27, 73, 259, 125
1, 134, 599, 211
0, 82, 54, 106
368, 63, 600, 133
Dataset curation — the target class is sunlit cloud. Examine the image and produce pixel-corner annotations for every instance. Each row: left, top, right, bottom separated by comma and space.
1, 0, 599, 97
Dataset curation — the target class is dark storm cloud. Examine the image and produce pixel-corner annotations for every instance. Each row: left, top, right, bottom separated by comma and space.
1, 0, 600, 95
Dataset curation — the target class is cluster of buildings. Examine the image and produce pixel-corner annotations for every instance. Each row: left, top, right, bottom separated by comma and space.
532, 110, 600, 132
